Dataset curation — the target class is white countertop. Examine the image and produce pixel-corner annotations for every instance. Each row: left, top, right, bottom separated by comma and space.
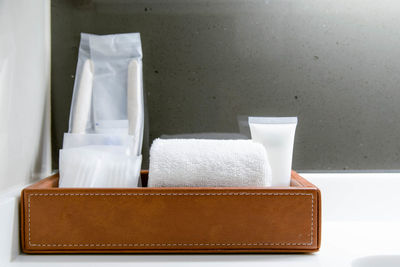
2, 173, 400, 267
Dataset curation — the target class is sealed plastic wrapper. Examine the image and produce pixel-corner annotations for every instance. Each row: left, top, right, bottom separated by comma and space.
59, 33, 144, 188
60, 147, 142, 188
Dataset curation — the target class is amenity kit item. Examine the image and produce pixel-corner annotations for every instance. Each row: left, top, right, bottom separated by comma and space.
59, 33, 144, 188
21, 39, 318, 253
70, 59, 93, 133
249, 117, 298, 186
148, 139, 272, 187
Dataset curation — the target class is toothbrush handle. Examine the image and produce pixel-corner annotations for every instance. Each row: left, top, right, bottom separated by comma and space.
127, 59, 144, 156
71, 59, 93, 134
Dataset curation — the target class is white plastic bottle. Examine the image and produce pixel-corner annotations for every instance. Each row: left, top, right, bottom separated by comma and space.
249, 117, 297, 186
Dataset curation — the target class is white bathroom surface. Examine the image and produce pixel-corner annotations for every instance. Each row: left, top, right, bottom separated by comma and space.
1, 173, 400, 267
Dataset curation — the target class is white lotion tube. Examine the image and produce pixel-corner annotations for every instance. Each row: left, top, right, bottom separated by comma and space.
127, 59, 144, 156
70, 59, 93, 133
249, 117, 297, 186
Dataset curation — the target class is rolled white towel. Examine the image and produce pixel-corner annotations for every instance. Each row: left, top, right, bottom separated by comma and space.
148, 139, 272, 187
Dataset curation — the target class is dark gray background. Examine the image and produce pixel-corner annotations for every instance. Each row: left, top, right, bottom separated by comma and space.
51, 0, 400, 171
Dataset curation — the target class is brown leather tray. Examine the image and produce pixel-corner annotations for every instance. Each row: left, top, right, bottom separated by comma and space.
20, 171, 321, 254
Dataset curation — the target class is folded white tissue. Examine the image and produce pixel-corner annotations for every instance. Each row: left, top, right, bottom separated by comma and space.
148, 139, 272, 187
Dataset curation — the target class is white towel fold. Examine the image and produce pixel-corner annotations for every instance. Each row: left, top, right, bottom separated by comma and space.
148, 139, 272, 187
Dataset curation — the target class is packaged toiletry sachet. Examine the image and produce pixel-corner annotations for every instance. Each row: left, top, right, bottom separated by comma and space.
59, 33, 144, 188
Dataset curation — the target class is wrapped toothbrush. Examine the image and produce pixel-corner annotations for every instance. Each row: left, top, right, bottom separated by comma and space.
59, 33, 144, 188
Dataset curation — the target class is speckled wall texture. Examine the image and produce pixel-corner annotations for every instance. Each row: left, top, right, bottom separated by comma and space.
51, 0, 400, 170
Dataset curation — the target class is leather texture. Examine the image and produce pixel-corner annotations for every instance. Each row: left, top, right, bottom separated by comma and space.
21, 171, 321, 253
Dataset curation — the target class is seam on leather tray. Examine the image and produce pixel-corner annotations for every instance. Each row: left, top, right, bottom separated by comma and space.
27, 192, 314, 247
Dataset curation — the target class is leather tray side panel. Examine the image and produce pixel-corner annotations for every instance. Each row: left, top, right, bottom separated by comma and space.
21, 172, 321, 254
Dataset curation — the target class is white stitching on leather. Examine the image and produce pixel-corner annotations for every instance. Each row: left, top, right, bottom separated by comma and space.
29, 192, 311, 196
28, 192, 314, 247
